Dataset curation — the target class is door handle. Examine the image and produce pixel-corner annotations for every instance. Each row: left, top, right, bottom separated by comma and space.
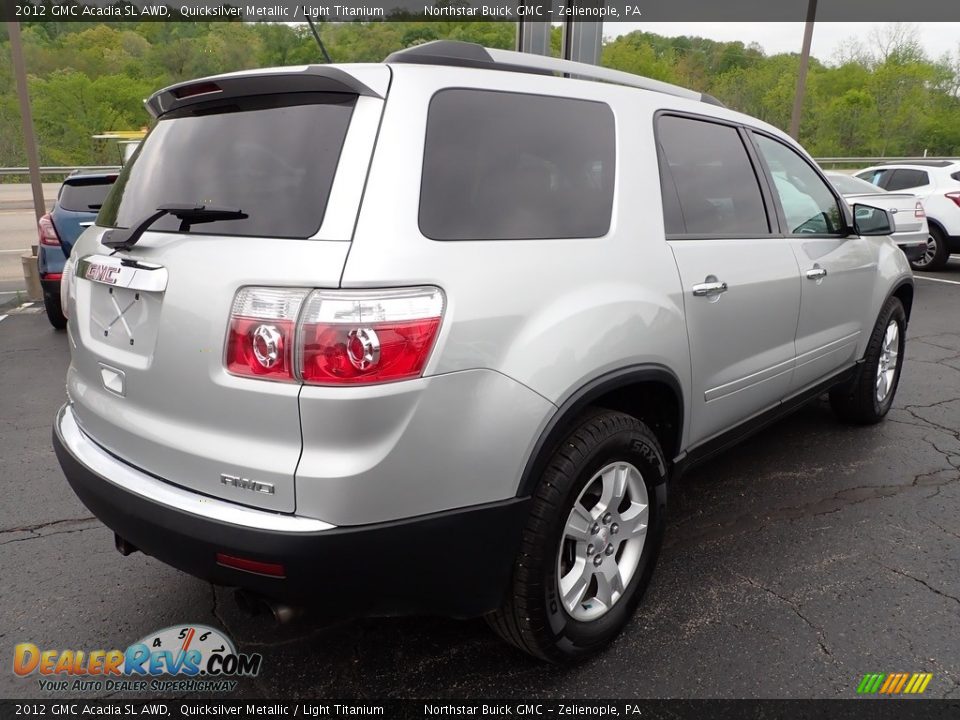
805, 266, 828, 281
692, 280, 728, 297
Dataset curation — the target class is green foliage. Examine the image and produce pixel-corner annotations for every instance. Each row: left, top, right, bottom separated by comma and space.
2, 21, 959, 167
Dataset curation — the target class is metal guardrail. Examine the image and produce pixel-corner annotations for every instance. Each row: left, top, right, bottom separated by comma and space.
0, 166, 121, 177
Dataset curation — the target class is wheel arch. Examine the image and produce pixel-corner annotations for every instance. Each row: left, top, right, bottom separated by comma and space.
516, 365, 684, 497
890, 280, 914, 323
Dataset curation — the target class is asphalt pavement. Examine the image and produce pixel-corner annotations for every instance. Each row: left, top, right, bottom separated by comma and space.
1, 266, 959, 700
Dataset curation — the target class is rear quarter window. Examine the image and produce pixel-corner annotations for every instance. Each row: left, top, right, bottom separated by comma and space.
419, 89, 615, 241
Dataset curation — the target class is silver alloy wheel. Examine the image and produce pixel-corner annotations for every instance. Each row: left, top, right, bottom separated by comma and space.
915, 235, 937, 267
876, 319, 900, 403
557, 461, 649, 622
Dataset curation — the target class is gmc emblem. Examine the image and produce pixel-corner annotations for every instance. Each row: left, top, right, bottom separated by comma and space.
85, 263, 120, 285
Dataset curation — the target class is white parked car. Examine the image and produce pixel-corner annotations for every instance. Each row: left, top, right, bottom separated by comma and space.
825, 172, 928, 269
856, 161, 960, 270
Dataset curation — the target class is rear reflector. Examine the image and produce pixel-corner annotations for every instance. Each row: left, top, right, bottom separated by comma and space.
41, 273, 62, 281
216, 553, 286, 578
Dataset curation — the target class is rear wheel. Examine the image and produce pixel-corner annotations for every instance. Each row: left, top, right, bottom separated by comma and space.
910, 226, 949, 271
486, 409, 667, 662
830, 297, 906, 425
43, 290, 67, 330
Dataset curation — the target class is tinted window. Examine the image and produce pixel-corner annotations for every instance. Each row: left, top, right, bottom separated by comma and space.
754, 134, 843, 235
99, 93, 355, 238
856, 169, 891, 188
827, 174, 885, 195
886, 169, 929, 191
419, 90, 615, 240
58, 178, 116, 212
656, 115, 769, 236
951, 171, 960, 182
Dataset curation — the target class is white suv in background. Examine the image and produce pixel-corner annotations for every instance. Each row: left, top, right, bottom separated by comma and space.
857, 161, 960, 270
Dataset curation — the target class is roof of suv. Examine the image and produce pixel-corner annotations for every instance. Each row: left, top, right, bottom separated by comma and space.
147, 40, 725, 119
877, 160, 960, 168
385, 41, 726, 107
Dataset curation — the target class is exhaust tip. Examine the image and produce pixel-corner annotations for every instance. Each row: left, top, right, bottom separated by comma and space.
114, 533, 139, 556
234, 589, 303, 625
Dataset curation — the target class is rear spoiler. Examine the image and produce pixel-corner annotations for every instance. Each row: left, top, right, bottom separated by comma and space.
145, 66, 382, 118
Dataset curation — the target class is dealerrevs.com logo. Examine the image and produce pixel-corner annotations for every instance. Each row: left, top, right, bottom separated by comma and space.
13, 624, 262, 693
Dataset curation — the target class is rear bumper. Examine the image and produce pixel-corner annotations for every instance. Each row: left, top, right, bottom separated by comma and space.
896, 240, 927, 262
53, 404, 528, 617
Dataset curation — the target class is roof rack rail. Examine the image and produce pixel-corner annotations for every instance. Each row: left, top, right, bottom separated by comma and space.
385, 41, 725, 107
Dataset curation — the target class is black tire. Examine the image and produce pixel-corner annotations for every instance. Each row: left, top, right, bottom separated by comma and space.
486, 409, 667, 662
43, 290, 67, 330
910, 225, 949, 272
830, 297, 906, 425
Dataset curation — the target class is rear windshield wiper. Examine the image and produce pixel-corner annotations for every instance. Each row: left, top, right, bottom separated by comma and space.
102, 204, 247, 251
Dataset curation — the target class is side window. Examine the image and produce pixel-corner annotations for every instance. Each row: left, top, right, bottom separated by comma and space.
856, 169, 890, 188
419, 90, 615, 241
951, 171, 960, 182
886, 169, 929, 191
656, 115, 769, 236
753, 134, 844, 235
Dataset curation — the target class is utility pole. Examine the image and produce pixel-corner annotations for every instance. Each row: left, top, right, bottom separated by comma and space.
8, 21, 45, 223
789, 0, 817, 140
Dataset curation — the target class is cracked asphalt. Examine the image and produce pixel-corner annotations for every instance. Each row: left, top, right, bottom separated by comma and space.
2, 266, 959, 700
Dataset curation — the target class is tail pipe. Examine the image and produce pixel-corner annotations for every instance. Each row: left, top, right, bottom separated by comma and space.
234, 589, 304, 625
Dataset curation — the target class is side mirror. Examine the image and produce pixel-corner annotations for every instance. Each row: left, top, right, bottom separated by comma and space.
853, 203, 895, 236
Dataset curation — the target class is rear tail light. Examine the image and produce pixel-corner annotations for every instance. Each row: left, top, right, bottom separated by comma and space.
225, 288, 308, 381
38, 213, 60, 246
945, 192, 960, 209
298, 287, 444, 385
915, 201, 926, 219
224, 286, 444, 386
60, 254, 76, 320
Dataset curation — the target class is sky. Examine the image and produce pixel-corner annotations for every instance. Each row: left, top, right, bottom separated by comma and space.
605, 23, 960, 64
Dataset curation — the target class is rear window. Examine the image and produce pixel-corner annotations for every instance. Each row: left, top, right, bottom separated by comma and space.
828, 174, 885, 195
98, 93, 355, 238
59, 178, 115, 212
419, 89, 615, 241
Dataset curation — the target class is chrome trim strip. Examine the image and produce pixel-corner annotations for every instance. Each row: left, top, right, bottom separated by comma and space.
704, 357, 795, 403
794, 331, 860, 369
77, 254, 169, 293
57, 404, 335, 534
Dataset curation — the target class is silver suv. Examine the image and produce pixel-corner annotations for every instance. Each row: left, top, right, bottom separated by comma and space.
53, 41, 913, 662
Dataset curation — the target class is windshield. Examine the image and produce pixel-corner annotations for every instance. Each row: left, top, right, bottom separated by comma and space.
98, 93, 355, 239
828, 173, 886, 195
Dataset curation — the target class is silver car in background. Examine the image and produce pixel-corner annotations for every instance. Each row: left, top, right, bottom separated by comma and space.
825, 172, 929, 269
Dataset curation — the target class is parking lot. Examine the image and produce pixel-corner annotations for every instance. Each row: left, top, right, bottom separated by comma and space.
1, 263, 959, 700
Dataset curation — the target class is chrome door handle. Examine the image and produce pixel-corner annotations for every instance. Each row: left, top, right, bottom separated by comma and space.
692, 281, 728, 297
805, 267, 828, 280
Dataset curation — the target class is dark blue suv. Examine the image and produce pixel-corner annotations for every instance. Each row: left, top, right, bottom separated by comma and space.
38, 172, 116, 328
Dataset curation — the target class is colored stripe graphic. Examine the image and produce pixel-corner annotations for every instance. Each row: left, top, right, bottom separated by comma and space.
857, 673, 932, 695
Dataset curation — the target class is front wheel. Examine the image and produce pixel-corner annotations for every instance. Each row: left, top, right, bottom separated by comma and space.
830, 297, 906, 425
486, 410, 667, 662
